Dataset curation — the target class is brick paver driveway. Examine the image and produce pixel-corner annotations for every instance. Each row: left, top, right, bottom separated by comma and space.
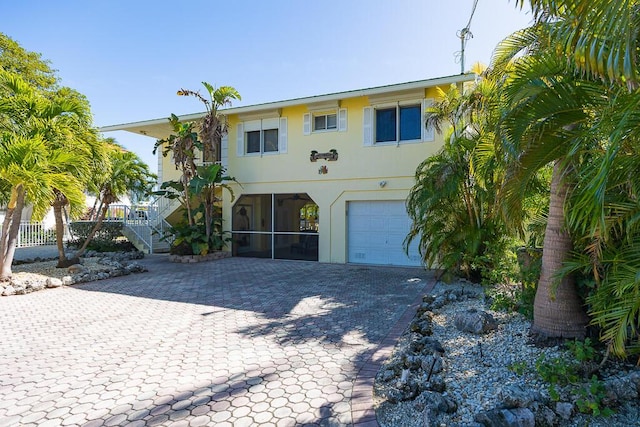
0, 256, 434, 427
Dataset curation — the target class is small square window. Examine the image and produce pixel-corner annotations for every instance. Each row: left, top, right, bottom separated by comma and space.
313, 113, 337, 131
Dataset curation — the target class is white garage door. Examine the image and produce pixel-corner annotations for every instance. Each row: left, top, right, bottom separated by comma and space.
347, 201, 422, 266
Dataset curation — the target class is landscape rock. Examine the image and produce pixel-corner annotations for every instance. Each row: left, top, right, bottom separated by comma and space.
30, 281, 45, 292
554, 402, 573, 420
4, 251, 148, 297
67, 264, 85, 274
499, 384, 540, 408
474, 407, 535, 427
409, 311, 433, 335
454, 308, 498, 334
603, 371, 640, 404
2, 285, 16, 296
375, 280, 640, 427
532, 403, 557, 427
420, 354, 444, 375
45, 277, 63, 288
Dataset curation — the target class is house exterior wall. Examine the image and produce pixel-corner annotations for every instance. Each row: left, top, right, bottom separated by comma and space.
218, 85, 449, 263
133, 76, 475, 264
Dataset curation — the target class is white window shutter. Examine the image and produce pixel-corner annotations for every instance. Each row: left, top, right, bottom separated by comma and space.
278, 117, 288, 153
221, 134, 229, 168
236, 123, 244, 157
363, 107, 373, 146
338, 108, 347, 132
303, 113, 311, 135
423, 98, 435, 142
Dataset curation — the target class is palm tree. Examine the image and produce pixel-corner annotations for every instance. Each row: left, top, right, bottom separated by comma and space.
0, 71, 86, 280
496, 0, 640, 343
406, 80, 510, 281
176, 83, 240, 243
493, 28, 610, 337
154, 82, 240, 251
74, 141, 155, 257
38, 89, 105, 267
177, 82, 241, 164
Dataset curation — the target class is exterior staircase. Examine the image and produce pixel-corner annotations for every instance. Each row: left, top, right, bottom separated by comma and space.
122, 225, 170, 254
108, 198, 179, 254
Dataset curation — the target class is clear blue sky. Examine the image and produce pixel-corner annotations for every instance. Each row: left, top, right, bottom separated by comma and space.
2, 0, 532, 172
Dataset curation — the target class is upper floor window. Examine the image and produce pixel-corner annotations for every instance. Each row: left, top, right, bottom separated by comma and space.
236, 117, 288, 157
314, 113, 337, 131
303, 109, 347, 135
363, 99, 434, 146
246, 128, 278, 154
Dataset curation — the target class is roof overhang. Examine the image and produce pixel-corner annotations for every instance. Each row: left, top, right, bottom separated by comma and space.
100, 73, 475, 139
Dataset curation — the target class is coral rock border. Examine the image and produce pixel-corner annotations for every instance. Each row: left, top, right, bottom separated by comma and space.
168, 251, 231, 263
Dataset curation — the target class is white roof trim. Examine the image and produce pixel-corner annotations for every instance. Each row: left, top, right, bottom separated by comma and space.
101, 74, 473, 134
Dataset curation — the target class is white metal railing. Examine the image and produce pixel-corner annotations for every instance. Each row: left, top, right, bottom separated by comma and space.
103, 203, 175, 253
16, 221, 69, 248
70, 198, 178, 254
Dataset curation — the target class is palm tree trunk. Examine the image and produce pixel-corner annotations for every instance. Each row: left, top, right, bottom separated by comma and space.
0, 185, 26, 281
531, 161, 588, 338
52, 190, 71, 267
74, 200, 109, 258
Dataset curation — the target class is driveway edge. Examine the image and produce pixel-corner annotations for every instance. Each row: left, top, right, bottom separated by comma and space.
351, 277, 436, 426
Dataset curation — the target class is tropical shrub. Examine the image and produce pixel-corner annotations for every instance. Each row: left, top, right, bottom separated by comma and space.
67, 221, 129, 252
153, 82, 239, 257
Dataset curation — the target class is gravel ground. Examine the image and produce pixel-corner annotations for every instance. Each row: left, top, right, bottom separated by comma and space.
375, 281, 640, 427
12, 258, 103, 280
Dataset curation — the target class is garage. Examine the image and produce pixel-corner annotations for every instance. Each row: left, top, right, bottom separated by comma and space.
347, 200, 422, 267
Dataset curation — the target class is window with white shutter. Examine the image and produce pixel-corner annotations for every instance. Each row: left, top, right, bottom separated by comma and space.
237, 118, 287, 155
363, 107, 373, 146
303, 109, 346, 134
365, 100, 431, 145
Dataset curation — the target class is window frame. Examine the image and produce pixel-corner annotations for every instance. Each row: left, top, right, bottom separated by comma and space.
303, 108, 347, 135
313, 112, 338, 132
243, 119, 280, 156
362, 98, 435, 147
374, 102, 422, 145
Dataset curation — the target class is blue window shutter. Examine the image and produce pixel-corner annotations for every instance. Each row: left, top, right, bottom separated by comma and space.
363, 107, 373, 146
338, 108, 347, 132
279, 117, 288, 153
303, 113, 311, 135
423, 98, 435, 142
221, 134, 229, 168
236, 123, 244, 157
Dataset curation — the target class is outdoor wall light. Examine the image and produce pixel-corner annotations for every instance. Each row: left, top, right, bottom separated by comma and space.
379, 180, 387, 187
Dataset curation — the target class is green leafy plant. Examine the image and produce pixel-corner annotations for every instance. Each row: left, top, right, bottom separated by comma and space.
535, 353, 579, 386
535, 339, 615, 416
575, 375, 614, 417
153, 82, 240, 257
566, 338, 596, 363
507, 361, 528, 375
68, 222, 132, 253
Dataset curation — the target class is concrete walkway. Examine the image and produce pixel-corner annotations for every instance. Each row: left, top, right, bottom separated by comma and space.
0, 256, 434, 426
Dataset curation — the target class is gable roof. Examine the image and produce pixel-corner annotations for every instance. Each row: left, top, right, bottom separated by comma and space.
100, 73, 474, 139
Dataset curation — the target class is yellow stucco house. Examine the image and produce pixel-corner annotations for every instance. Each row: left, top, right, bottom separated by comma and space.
103, 73, 473, 266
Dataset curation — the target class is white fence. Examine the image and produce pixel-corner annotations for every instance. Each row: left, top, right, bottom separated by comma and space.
16, 221, 68, 248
